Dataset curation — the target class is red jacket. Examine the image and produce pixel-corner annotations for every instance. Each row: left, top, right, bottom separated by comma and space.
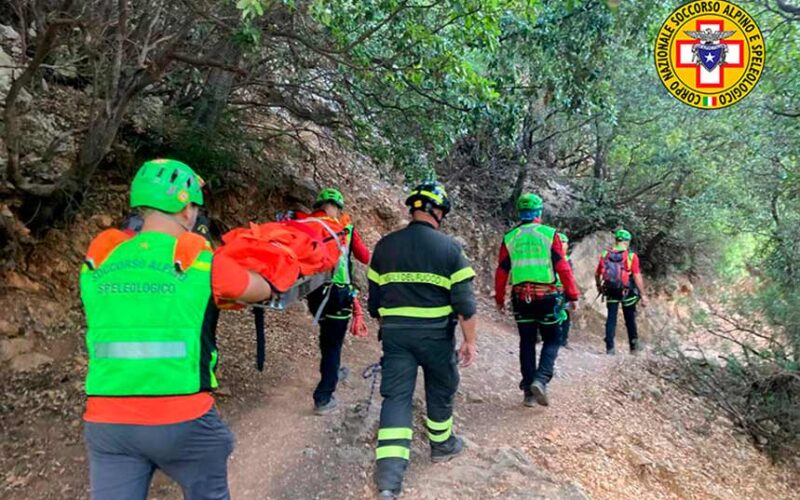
495, 220, 580, 304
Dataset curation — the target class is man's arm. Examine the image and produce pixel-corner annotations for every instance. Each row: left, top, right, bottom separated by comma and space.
631, 254, 648, 305
457, 314, 477, 367
212, 254, 272, 304
551, 234, 580, 302
494, 241, 511, 310
595, 257, 604, 293
367, 244, 382, 318
350, 228, 371, 265
238, 272, 273, 303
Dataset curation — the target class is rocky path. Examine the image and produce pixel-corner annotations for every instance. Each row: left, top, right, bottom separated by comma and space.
4, 301, 798, 499
208, 303, 799, 499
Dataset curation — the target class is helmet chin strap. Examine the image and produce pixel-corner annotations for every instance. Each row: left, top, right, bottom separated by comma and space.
166, 212, 194, 232
424, 205, 443, 227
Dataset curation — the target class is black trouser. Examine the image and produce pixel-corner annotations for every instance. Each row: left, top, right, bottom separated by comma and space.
375, 322, 459, 492
307, 285, 354, 405
605, 301, 638, 351
512, 291, 563, 391
560, 310, 571, 346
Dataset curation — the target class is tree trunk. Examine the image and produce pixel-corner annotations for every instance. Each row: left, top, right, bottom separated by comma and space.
193, 39, 242, 131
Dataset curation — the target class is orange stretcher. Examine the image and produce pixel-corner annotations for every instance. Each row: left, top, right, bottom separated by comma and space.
215, 212, 354, 372
215, 212, 350, 293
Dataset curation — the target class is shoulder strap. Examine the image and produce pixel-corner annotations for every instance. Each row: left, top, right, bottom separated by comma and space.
173, 232, 211, 272
85, 229, 132, 270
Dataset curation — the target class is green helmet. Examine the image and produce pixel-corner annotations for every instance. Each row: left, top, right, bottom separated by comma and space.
615, 229, 632, 241
517, 193, 543, 211
130, 159, 204, 213
558, 232, 569, 243
405, 181, 451, 216
314, 188, 345, 209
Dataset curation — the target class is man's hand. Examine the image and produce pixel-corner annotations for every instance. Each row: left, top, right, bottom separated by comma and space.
458, 341, 477, 368
569, 300, 579, 312
495, 302, 504, 313
595, 282, 603, 294
639, 295, 649, 307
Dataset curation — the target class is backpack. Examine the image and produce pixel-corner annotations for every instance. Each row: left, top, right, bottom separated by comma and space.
602, 250, 632, 295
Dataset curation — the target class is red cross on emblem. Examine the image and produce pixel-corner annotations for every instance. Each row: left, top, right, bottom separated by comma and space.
676, 20, 744, 88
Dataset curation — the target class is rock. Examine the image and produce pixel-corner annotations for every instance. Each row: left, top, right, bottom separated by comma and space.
465, 391, 485, 403
0, 318, 20, 337
0, 337, 34, 361
647, 386, 663, 400
215, 386, 233, 397
90, 214, 114, 229
0, 48, 32, 104
130, 96, 165, 132
5, 271, 43, 292
10, 352, 53, 372
0, 24, 21, 40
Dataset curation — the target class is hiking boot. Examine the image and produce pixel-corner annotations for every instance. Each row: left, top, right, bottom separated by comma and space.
523, 391, 537, 407
561, 341, 572, 350
338, 366, 351, 382
431, 435, 465, 463
378, 489, 401, 499
606, 348, 616, 355
314, 396, 338, 415
531, 380, 549, 407
630, 340, 641, 355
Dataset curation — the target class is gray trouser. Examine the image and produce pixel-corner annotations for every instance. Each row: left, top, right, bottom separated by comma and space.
84, 408, 235, 500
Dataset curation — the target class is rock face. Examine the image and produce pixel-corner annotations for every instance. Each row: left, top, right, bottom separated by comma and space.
570, 231, 614, 316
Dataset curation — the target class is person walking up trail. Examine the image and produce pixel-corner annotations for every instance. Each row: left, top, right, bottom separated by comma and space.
80, 159, 273, 500
305, 188, 371, 415
368, 181, 478, 499
595, 229, 648, 355
495, 193, 579, 408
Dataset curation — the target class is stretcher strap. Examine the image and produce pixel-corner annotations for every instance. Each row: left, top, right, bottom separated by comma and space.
253, 307, 266, 372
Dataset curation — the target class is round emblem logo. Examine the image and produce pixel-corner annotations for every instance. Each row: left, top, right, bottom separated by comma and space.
654, 1, 764, 110
177, 190, 189, 203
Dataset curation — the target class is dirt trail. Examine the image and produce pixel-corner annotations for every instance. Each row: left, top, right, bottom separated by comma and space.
193, 302, 799, 500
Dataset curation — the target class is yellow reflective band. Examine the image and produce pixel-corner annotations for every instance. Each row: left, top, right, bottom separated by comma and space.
420, 190, 443, 204
190, 261, 211, 272
450, 267, 475, 284
376, 445, 410, 460
427, 427, 452, 443
378, 428, 413, 441
374, 272, 451, 289
426, 416, 453, 431
378, 305, 454, 318
368, 267, 381, 283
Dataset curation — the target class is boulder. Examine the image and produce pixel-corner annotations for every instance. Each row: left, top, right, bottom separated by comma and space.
0, 48, 31, 104
10, 352, 54, 372
0, 24, 21, 41
0, 337, 34, 361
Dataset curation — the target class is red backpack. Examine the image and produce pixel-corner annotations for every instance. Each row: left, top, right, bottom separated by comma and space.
602, 249, 633, 294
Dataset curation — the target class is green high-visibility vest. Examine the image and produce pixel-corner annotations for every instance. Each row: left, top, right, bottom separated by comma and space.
504, 223, 556, 285
331, 224, 354, 286
80, 232, 218, 396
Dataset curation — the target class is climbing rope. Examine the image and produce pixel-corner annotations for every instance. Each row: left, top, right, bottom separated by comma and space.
350, 299, 369, 337
361, 362, 382, 416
